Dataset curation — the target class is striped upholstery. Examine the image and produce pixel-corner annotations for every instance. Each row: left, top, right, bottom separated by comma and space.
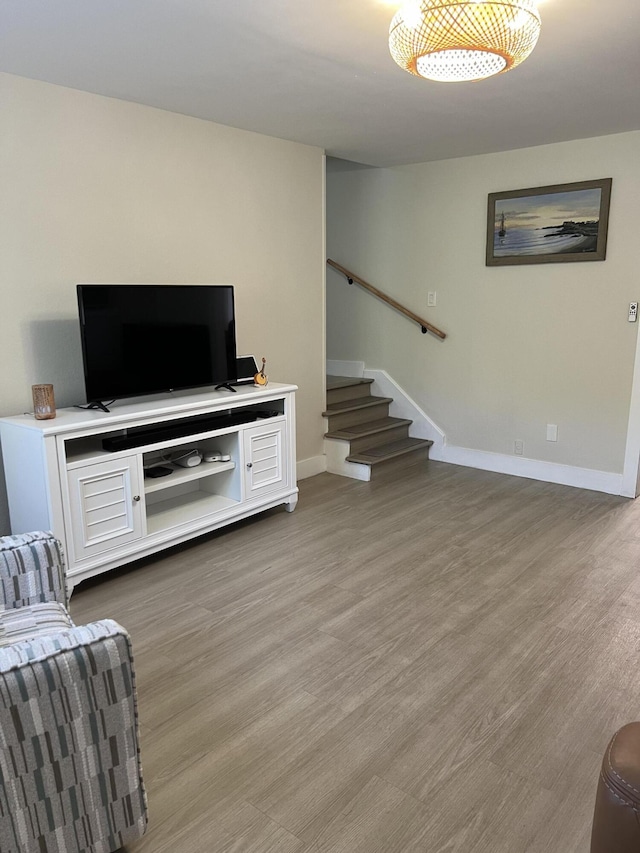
0, 531, 67, 609
0, 534, 147, 853
0, 601, 72, 647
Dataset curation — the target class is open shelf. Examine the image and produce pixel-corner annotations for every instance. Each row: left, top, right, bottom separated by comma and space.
0, 383, 297, 590
146, 491, 239, 534
66, 437, 114, 466
143, 460, 235, 494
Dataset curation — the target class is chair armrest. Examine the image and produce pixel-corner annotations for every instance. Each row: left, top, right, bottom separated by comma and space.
591, 722, 640, 853
0, 531, 67, 610
0, 620, 147, 853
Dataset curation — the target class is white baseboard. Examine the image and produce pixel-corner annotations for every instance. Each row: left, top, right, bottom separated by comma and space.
326, 360, 365, 378
297, 455, 326, 480
325, 362, 626, 496
439, 444, 624, 496
363, 368, 445, 454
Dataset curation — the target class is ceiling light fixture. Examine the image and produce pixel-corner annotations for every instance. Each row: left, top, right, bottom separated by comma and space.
389, 0, 541, 83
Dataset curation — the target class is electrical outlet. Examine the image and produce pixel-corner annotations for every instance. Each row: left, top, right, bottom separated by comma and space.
514, 440, 524, 456
427, 292, 437, 307
546, 424, 558, 442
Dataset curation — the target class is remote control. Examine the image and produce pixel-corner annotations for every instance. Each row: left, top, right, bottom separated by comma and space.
203, 452, 231, 463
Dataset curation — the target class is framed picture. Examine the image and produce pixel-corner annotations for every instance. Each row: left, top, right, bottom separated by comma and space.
486, 178, 612, 266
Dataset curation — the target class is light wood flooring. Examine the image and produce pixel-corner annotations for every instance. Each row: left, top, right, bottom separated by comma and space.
70, 459, 640, 852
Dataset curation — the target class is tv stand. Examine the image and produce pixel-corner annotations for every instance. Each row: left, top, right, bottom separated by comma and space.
0, 383, 298, 594
215, 382, 236, 392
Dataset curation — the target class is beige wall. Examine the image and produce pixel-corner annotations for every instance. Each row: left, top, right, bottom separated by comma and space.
0, 73, 326, 533
327, 132, 640, 477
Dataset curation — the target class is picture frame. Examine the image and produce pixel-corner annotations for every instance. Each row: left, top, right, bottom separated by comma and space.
486, 178, 612, 266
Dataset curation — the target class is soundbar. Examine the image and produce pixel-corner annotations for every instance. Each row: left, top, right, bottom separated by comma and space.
102, 410, 258, 452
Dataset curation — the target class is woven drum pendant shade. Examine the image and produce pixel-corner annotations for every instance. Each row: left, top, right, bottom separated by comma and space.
389, 0, 541, 82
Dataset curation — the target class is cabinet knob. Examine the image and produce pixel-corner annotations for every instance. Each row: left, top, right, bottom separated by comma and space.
133, 495, 141, 502
246, 462, 253, 469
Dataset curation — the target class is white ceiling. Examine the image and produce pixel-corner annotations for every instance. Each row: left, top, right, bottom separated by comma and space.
1, 0, 639, 167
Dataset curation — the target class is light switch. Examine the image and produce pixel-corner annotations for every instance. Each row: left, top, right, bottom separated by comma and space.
427, 292, 437, 307
546, 424, 558, 442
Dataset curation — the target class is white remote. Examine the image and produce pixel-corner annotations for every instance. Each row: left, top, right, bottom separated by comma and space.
203, 452, 231, 463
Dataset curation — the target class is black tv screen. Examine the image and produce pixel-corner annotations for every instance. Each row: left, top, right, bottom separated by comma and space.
77, 284, 237, 404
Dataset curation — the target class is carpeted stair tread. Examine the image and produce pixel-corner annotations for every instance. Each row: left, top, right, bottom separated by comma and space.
323, 395, 393, 417
326, 375, 374, 392
346, 437, 433, 465
325, 416, 412, 441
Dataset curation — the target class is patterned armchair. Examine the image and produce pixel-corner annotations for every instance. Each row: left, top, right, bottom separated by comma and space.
0, 531, 147, 853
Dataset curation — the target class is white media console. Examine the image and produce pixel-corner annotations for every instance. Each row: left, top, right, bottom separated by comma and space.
0, 383, 298, 593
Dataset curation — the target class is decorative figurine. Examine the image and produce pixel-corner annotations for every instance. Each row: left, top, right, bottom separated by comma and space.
254, 357, 268, 387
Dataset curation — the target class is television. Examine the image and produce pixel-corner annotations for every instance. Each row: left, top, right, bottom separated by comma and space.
77, 284, 237, 406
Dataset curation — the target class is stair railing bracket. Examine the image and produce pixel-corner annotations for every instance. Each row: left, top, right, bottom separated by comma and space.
326, 259, 447, 341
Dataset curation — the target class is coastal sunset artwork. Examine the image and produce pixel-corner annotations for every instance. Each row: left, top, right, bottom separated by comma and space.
486, 178, 612, 266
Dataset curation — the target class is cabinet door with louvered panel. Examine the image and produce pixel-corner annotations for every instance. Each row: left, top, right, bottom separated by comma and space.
242, 421, 288, 501
67, 454, 144, 561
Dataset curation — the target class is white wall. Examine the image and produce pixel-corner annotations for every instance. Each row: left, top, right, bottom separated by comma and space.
0, 73, 326, 533
326, 132, 640, 483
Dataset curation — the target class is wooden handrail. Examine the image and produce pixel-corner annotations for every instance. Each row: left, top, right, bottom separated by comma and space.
326, 259, 447, 340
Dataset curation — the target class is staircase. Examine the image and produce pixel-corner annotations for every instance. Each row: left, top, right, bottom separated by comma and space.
323, 375, 433, 480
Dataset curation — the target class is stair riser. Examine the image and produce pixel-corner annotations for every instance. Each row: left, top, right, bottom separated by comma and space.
348, 425, 411, 454
324, 402, 391, 432
348, 444, 431, 475
367, 446, 431, 478
324, 375, 431, 481
326, 383, 373, 406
